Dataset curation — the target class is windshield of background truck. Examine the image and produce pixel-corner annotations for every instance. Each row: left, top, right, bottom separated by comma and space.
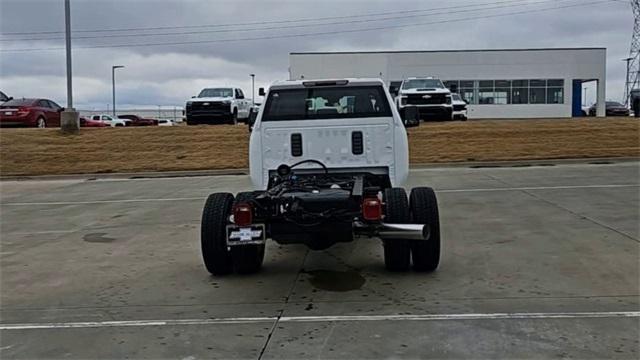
262, 86, 392, 121
402, 79, 444, 90
198, 88, 233, 98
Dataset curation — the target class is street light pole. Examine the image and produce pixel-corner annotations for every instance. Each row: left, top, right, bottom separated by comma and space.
250, 74, 255, 105
111, 65, 124, 117
64, 0, 73, 109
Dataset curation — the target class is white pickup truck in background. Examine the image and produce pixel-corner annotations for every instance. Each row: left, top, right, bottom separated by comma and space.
185, 87, 253, 125
395, 77, 453, 121
90, 114, 130, 127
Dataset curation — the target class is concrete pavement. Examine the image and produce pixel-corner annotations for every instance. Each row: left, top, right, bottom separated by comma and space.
1, 162, 639, 359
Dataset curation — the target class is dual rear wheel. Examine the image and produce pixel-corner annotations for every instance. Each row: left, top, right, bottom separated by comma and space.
383, 187, 440, 272
201, 192, 265, 275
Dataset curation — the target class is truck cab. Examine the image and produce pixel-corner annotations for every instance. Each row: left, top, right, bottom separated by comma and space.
200, 78, 441, 276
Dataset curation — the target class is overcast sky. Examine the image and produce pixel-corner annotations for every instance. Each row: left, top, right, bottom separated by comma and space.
0, 0, 633, 109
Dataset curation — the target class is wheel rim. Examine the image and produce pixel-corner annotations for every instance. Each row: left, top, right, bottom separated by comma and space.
37, 119, 46, 128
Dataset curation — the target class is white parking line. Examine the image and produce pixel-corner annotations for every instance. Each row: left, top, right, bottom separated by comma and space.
437, 184, 639, 193
1, 197, 203, 206
1, 184, 637, 206
1, 311, 637, 330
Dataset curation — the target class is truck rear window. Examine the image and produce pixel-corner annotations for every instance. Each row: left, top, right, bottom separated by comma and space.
262, 86, 392, 121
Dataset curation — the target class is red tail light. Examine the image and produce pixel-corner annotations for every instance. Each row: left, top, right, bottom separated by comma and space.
233, 203, 253, 226
362, 198, 382, 221
16, 107, 30, 116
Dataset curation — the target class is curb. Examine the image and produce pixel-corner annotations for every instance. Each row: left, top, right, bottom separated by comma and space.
1, 157, 637, 182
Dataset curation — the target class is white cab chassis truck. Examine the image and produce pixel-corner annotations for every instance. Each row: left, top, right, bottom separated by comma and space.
186, 87, 253, 125
395, 77, 453, 121
200, 78, 440, 275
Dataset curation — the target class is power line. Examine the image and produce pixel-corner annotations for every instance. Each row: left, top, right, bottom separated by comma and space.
0, 0, 572, 42
0, 0, 565, 37
0, 0, 617, 53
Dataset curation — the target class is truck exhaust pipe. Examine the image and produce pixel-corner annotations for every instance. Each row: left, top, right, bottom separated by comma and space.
354, 222, 430, 241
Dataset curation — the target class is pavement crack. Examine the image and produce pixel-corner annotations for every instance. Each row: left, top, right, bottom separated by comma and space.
484, 173, 639, 243
520, 189, 639, 244
257, 249, 309, 360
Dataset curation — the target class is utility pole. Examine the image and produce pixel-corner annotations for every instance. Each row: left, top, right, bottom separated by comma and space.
624, 0, 640, 106
61, 0, 79, 133
112, 65, 124, 117
250, 74, 255, 105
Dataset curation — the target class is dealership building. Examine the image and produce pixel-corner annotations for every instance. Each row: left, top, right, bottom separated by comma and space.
289, 48, 606, 118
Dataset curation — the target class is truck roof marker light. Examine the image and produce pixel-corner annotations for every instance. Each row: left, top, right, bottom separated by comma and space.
303, 80, 349, 87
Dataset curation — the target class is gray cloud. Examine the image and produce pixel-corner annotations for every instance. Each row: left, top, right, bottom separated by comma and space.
0, 0, 633, 109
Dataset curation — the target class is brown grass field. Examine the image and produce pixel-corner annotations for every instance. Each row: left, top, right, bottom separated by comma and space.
1, 118, 638, 176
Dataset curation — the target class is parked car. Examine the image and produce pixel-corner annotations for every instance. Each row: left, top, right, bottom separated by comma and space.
80, 117, 108, 127
451, 93, 468, 120
118, 114, 158, 126
588, 102, 630, 116
0, 91, 11, 103
0, 98, 63, 128
157, 119, 174, 126
185, 87, 253, 125
89, 114, 129, 127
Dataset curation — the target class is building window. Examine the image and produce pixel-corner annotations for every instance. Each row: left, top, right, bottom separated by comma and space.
546, 79, 564, 104
512, 87, 529, 104
441, 79, 564, 106
547, 87, 564, 104
458, 81, 475, 104
529, 79, 546, 104
494, 80, 511, 105
478, 80, 494, 104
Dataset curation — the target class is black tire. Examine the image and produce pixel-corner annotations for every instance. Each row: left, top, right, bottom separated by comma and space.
383, 188, 411, 271
36, 117, 46, 128
230, 192, 265, 274
409, 187, 441, 272
201, 193, 235, 275
230, 109, 238, 125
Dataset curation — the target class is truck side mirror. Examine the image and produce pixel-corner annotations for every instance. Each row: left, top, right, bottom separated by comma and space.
247, 111, 258, 132
258, 87, 265, 97
191, 95, 196, 98
389, 85, 399, 96
403, 106, 420, 128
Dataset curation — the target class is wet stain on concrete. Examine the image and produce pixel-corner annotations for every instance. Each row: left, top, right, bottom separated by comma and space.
83, 233, 116, 243
304, 269, 365, 292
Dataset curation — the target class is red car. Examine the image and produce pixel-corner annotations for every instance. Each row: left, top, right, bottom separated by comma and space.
80, 117, 108, 127
0, 98, 63, 128
118, 114, 158, 126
